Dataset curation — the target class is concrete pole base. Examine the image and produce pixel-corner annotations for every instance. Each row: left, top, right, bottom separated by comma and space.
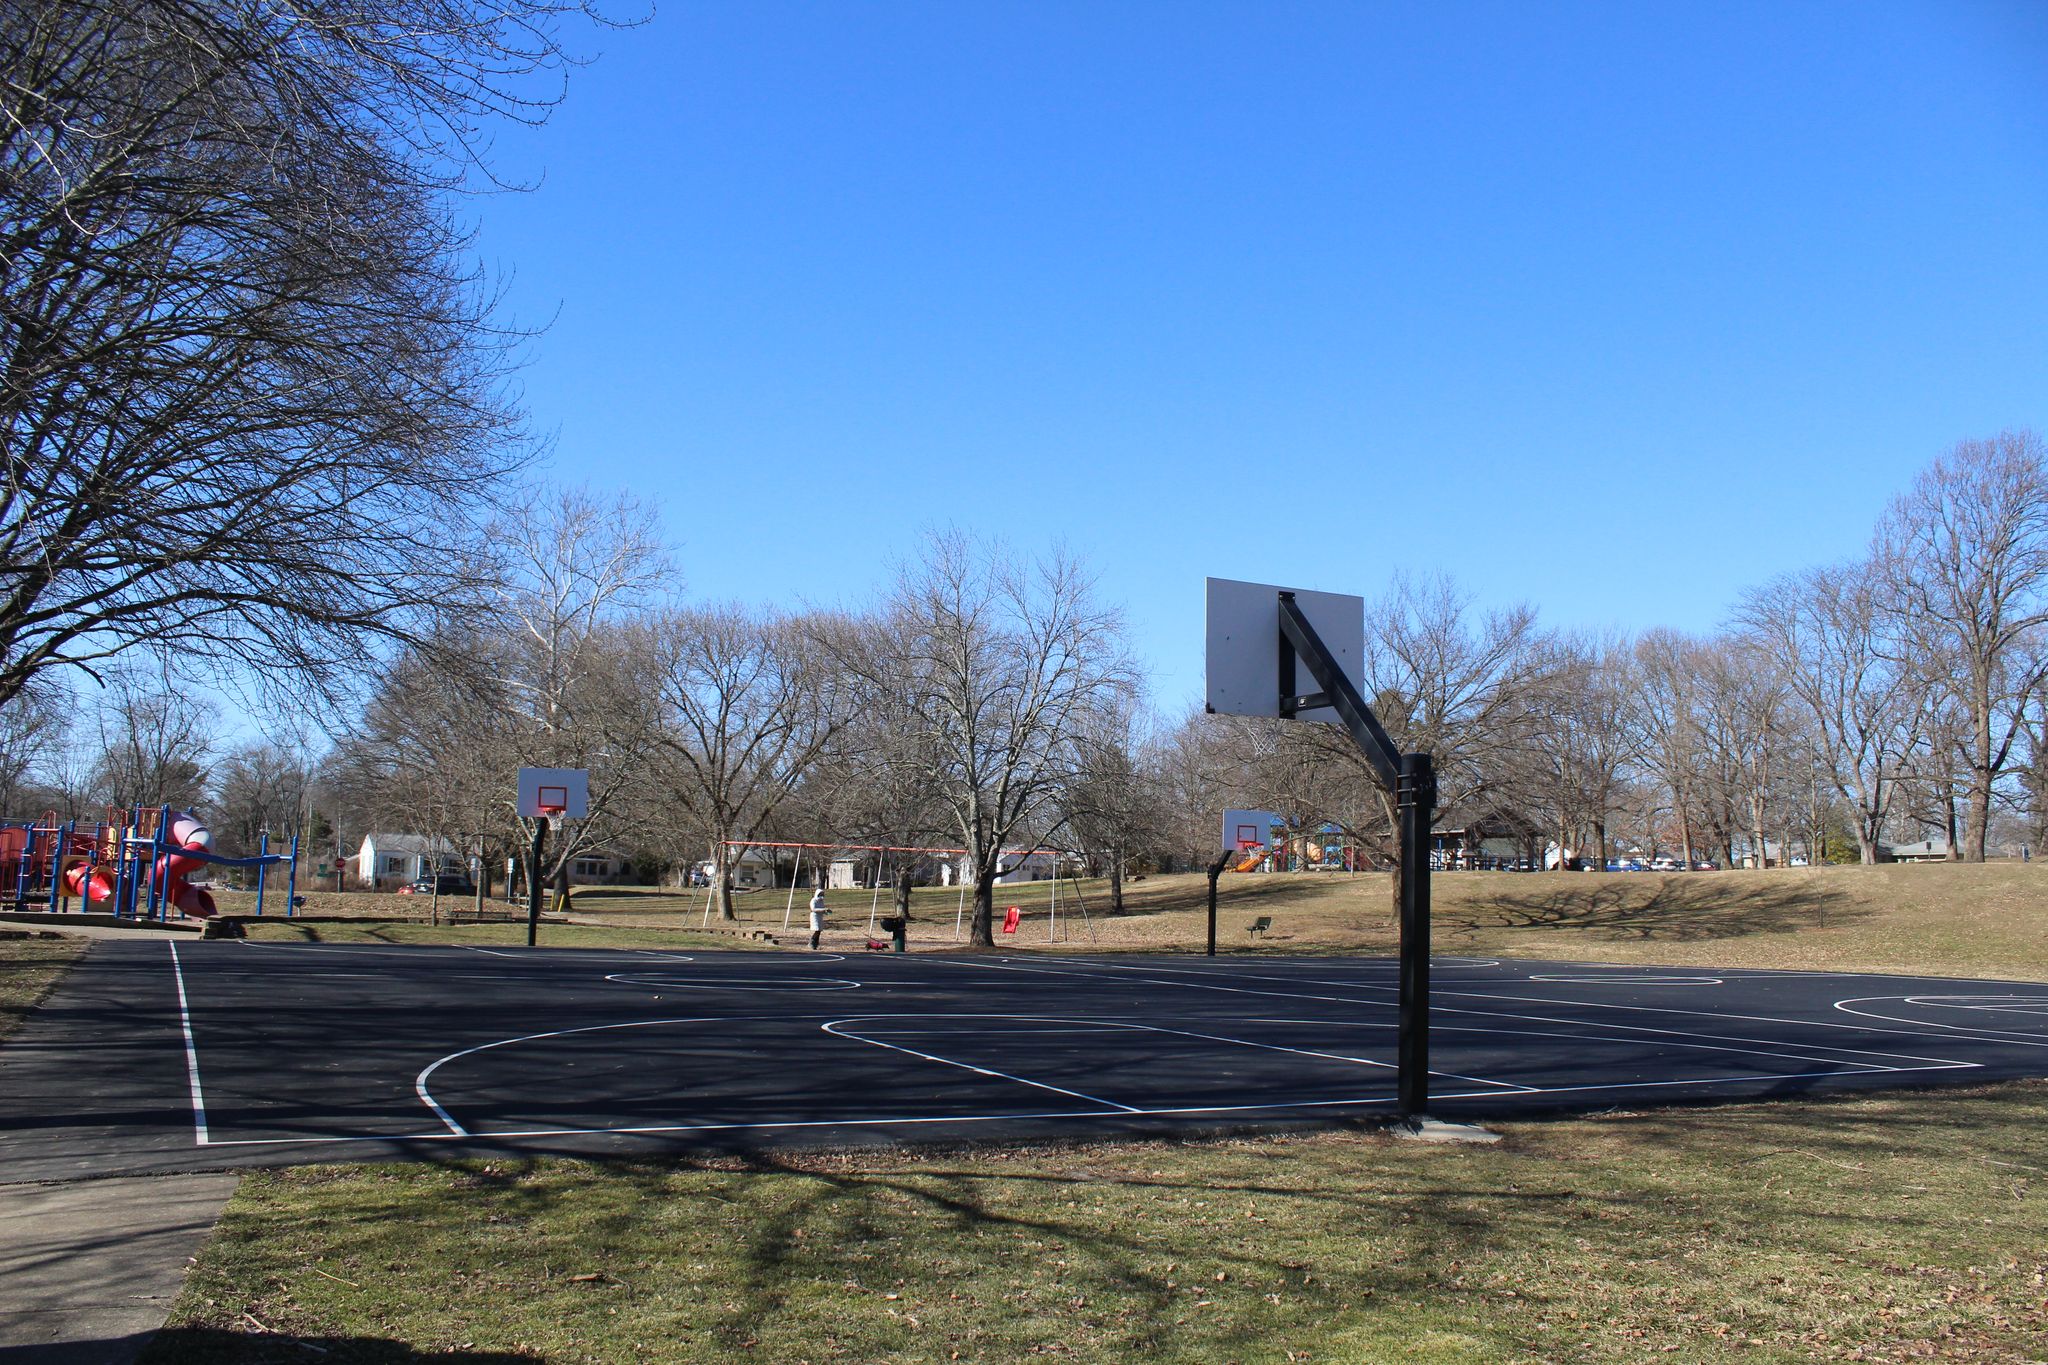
1391, 1115, 1501, 1144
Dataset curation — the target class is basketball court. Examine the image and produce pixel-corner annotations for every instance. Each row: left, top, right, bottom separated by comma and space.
2, 938, 2044, 1182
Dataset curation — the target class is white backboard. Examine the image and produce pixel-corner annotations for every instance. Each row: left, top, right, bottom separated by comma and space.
516, 767, 589, 819
1205, 577, 1364, 723
1222, 808, 1281, 851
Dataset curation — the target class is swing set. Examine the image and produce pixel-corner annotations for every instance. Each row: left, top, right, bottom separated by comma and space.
706, 839, 1099, 943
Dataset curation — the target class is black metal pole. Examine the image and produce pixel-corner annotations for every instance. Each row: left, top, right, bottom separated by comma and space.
526, 819, 547, 948
1397, 752, 1434, 1115
1275, 592, 1435, 1117
1205, 850, 1230, 955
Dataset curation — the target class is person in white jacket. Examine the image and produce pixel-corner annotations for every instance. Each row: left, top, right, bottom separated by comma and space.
807, 888, 828, 950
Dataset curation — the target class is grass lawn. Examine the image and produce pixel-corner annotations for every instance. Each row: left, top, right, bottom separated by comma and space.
428, 862, 2047, 982
146, 1083, 2047, 1364
0, 931, 87, 1044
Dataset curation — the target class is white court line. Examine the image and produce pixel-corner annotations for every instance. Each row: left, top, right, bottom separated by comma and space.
831, 1013, 1525, 1092
459, 945, 720, 963
1833, 996, 2048, 1045
838, 1012, 1927, 1090
194, 1088, 1471, 1147
603, 974, 862, 992
414, 1016, 723, 1136
233, 942, 442, 959
167, 941, 208, 1146
1528, 974, 1724, 986
822, 1019, 1141, 1113
177, 1058, 1970, 1151
187, 955, 2011, 1152
972, 955, 1980, 1066
214, 1021, 1972, 1155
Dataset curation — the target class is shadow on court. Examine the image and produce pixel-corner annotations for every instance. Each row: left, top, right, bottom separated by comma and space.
1455, 877, 1863, 941
139, 1330, 532, 1363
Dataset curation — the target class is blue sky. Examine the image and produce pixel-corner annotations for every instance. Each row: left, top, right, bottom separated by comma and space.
476, 1, 2048, 714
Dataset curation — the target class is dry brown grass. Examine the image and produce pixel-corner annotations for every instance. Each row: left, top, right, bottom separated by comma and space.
536, 862, 2048, 981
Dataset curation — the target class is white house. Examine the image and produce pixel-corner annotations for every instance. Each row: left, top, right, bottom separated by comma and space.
693, 847, 782, 889
355, 834, 461, 890
955, 851, 1060, 885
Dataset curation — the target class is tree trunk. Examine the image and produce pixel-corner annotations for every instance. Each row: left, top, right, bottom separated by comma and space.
713, 841, 737, 920
1965, 768, 1992, 862
1109, 848, 1124, 914
971, 866, 997, 947
895, 870, 912, 921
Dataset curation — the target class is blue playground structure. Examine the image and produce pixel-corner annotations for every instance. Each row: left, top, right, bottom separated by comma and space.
0, 806, 299, 922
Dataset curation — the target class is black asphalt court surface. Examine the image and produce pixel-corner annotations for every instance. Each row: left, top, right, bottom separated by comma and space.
3, 939, 2046, 1181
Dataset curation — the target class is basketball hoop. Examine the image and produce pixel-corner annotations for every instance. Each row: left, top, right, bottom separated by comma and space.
517, 768, 587, 823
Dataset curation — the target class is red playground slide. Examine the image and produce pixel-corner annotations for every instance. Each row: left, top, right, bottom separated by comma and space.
61, 810, 218, 918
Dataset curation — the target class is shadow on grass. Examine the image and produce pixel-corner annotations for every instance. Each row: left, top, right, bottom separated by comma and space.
1448, 875, 1866, 942
154, 1078, 2048, 1362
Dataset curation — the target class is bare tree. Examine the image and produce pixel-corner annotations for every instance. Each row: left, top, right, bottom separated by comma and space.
0, 0, 625, 711
1628, 629, 1709, 867
88, 668, 215, 811
211, 742, 316, 859
1877, 430, 2048, 861
325, 633, 515, 889
0, 681, 66, 818
863, 535, 1134, 947
1062, 700, 1168, 912
1362, 573, 1550, 819
328, 487, 670, 899
642, 606, 854, 920
1737, 560, 1928, 863
491, 487, 669, 890
1519, 635, 1632, 870
1691, 637, 1790, 869
1148, 707, 1246, 869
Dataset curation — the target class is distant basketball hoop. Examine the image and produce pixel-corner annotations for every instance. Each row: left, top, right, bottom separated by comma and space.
515, 768, 589, 820
514, 767, 590, 947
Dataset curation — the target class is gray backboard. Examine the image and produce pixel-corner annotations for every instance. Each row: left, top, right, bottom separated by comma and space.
1204, 577, 1364, 723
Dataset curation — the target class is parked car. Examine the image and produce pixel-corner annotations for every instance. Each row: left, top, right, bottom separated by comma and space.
1650, 857, 1684, 871
400, 874, 475, 896
1691, 861, 1718, 871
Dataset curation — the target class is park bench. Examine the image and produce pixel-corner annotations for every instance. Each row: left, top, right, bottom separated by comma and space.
1247, 915, 1272, 939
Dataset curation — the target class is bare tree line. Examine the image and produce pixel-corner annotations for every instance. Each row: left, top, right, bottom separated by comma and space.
1175, 430, 2048, 871
3, 413, 2043, 901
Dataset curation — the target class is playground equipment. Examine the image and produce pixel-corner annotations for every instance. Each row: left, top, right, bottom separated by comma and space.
0, 805, 299, 922
715, 838, 1068, 938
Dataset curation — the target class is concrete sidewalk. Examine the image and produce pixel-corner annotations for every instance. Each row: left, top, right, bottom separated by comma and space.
0, 1174, 239, 1364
